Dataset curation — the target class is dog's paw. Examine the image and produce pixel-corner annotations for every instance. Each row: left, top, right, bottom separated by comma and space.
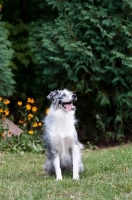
56, 175, 62, 181
73, 175, 79, 180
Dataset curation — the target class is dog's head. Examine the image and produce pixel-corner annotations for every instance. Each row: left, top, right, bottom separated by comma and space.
47, 89, 77, 112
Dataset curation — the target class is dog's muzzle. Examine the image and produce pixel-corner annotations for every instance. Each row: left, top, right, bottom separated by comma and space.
59, 98, 76, 112
58, 92, 77, 112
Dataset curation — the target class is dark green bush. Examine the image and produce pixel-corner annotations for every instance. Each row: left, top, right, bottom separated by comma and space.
0, 17, 15, 96
28, 0, 132, 143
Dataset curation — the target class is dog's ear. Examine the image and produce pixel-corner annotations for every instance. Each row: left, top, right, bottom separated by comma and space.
47, 90, 59, 101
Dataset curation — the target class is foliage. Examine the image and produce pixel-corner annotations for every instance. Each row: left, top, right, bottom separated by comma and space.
1, 145, 132, 199
0, 17, 15, 96
29, 0, 132, 143
0, 97, 43, 153
1, 0, 132, 144
0, 0, 54, 99
5, 21, 36, 99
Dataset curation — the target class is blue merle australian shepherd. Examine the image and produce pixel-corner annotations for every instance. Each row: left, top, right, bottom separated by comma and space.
43, 89, 84, 180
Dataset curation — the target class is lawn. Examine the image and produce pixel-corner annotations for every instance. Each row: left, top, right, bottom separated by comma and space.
0, 145, 132, 200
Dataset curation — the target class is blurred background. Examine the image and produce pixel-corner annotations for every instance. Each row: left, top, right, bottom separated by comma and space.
0, 0, 132, 147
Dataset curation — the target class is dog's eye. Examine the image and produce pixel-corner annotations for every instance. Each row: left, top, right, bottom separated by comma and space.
62, 94, 66, 97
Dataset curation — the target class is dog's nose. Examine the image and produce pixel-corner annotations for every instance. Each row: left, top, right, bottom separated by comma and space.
72, 94, 77, 99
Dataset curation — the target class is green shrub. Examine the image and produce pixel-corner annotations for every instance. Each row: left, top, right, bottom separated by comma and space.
29, 0, 132, 143
0, 17, 15, 96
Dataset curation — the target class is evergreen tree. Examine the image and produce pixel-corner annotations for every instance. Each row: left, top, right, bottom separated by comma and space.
1, 0, 54, 98
29, 0, 132, 142
0, 18, 15, 96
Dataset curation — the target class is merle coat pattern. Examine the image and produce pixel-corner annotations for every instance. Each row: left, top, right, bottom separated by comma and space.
43, 89, 84, 180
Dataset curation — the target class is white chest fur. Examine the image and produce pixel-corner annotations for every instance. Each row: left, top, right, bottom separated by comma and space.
45, 107, 76, 138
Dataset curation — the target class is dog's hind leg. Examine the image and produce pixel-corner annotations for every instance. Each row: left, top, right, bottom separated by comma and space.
44, 158, 53, 176
72, 144, 80, 180
53, 152, 62, 180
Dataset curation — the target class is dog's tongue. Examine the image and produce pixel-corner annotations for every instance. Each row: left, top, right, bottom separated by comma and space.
65, 103, 74, 112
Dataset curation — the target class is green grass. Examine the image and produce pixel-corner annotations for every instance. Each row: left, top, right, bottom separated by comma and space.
0, 145, 132, 200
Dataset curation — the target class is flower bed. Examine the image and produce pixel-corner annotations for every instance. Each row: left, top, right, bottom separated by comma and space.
0, 97, 44, 153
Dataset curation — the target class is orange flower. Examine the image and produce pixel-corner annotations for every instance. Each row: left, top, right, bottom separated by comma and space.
0, 109, 3, 113
30, 98, 34, 103
19, 120, 24, 124
32, 106, 37, 112
28, 114, 33, 120
33, 122, 38, 127
38, 122, 42, 126
3, 99, 10, 105
27, 98, 31, 103
28, 130, 34, 135
26, 104, 31, 110
0, 97, 2, 101
4, 110, 9, 116
45, 108, 50, 115
27, 98, 34, 103
17, 101, 22, 106
1, 133, 5, 137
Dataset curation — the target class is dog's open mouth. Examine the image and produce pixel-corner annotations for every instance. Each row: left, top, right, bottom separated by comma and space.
62, 101, 75, 112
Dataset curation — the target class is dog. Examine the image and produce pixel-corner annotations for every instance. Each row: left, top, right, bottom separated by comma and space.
43, 89, 84, 180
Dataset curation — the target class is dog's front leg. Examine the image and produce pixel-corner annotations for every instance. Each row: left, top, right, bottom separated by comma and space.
53, 152, 62, 180
72, 145, 80, 180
